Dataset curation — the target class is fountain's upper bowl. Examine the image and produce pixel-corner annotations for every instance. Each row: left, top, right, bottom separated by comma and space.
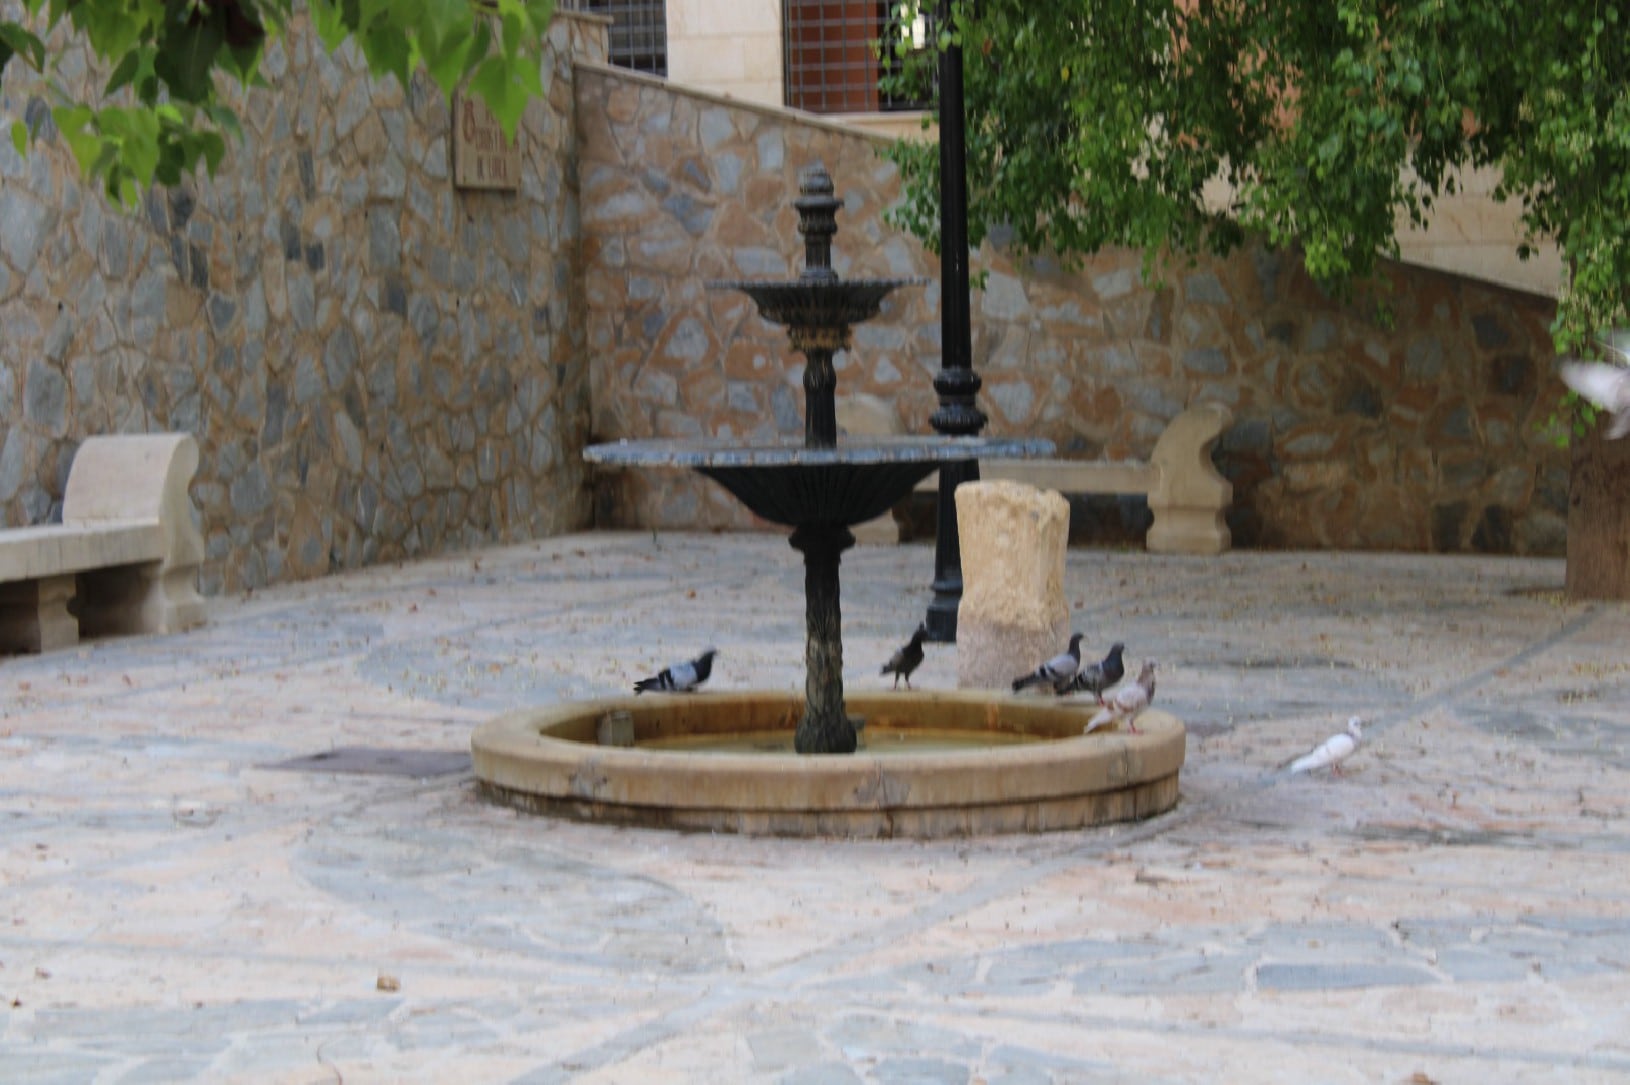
585, 435, 1051, 528
710, 277, 929, 329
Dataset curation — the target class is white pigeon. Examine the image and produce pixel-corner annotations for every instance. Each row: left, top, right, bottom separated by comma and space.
1084, 661, 1157, 734
1560, 331, 1630, 439
1286, 716, 1364, 775
633, 648, 717, 694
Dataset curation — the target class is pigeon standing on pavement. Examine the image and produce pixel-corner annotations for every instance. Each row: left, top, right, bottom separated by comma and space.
1560, 331, 1630, 439
633, 648, 717, 694
881, 624, 928, 690
1084, 661, 1157, 734
1062, 642, 1126, 702
1012, 632, 1085, 693
1285, 716, 1364, 775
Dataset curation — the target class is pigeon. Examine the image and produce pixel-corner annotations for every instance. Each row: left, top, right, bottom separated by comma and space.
881, 624, 928, 690
1084, 661, 1157, 734
1560, 331, 1630, 439
1285, 716, 1364, 775
1012, 632, 1085, 693
1560, 361, 1630, 439
633, 648, 717, 694
1061, 642, 1126, 702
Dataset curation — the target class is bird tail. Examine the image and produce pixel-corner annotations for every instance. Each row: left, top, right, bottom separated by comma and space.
1012, 673, 1041, 692
633, 671, 671, 694
1286, 750, 1325, 774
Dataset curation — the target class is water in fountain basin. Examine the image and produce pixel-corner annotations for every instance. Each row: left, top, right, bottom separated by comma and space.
639, 725, 1053, 755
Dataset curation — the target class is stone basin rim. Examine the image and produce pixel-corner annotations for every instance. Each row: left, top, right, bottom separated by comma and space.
471, 690, 1185, 838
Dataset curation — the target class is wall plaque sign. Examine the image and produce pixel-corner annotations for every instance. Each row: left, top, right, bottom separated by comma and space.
452, 93, 521, 191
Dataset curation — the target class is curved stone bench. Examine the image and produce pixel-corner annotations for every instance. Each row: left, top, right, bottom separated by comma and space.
0, 433, 206, 653
917, 403, 1235, 555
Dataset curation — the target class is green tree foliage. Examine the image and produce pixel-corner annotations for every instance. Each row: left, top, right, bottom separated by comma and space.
0, 0, 555, 205
881, 0, 1630, 353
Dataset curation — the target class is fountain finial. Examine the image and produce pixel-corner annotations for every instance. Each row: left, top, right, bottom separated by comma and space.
794, 163, 841, 285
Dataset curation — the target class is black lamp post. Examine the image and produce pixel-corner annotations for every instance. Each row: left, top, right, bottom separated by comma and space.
923, 0, 986, 643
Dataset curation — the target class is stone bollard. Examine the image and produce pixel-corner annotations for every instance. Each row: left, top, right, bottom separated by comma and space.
954, 480, 1071, 690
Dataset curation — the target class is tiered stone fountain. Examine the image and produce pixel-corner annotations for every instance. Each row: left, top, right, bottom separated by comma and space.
471, 166, 1185, 836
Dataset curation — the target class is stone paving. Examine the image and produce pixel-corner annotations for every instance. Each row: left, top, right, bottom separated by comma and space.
3, 530, 1630, 1082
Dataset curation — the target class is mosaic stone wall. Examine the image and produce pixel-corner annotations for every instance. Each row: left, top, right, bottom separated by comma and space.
0, 13, 605, 593
578, 63, 1570, 555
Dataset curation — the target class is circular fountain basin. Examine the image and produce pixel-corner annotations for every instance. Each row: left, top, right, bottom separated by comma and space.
471, 691, 1185, 838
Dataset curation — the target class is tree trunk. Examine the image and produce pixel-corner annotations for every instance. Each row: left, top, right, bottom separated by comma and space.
1566, 420, 1630, 600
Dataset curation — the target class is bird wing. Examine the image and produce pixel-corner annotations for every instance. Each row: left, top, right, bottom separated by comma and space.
1288, 733, 1355, 774
880, 638, 919, 671
1112, 682, 1148, 713
1561, 362, 1630, 411
1047, 651, 1078, 678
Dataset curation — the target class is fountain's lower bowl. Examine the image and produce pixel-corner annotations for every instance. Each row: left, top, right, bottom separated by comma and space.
584, 435, 1054, 528
471, 691, 1185, 838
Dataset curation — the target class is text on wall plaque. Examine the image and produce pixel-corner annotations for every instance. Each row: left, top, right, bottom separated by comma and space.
453, 93, 521, 191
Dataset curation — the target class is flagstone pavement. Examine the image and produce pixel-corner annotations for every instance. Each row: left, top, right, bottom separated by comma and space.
3, 530, 1630, 1083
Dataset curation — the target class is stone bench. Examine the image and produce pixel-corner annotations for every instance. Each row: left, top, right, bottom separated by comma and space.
0, 433, 206, 653
916, 403, 1235, 555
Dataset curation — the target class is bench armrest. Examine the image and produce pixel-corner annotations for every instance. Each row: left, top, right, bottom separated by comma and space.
63, 433, 205, 573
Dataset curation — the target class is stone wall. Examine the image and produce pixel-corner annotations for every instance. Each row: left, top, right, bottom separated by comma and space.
0, 13, 605, 593
577, 63, 1569, 555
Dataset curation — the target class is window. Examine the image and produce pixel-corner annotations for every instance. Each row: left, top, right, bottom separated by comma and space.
565, 0, 668, 75
783, 1, 931, 113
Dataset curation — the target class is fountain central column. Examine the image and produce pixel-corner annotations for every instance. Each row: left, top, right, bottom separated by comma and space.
790, 327, 846, 448
790, 523, 856, 754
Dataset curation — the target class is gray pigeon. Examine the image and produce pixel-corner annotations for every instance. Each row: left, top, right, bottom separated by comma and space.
1085, 661, 1157, 734
634, 648, 717, 694
1560, 330, 1630, 439
881, 624, 928, 690
1012, 633, 1084, 693
1062, 642, 1125, 702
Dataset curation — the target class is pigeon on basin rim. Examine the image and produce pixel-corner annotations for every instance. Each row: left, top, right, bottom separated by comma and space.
881, 624, 928, 690
1013, 632, 1085, 694
1085, 661, 1157, 734
1285, 716, 1364, 775
1062, 642, 1126, 703
633, 648, 717, 694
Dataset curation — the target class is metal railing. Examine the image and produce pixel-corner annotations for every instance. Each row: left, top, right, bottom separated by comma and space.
561, 0, 668, 75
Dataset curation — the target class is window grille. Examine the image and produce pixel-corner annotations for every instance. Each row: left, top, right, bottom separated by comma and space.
783, 1, 931, 114
563, 0, 668, 75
